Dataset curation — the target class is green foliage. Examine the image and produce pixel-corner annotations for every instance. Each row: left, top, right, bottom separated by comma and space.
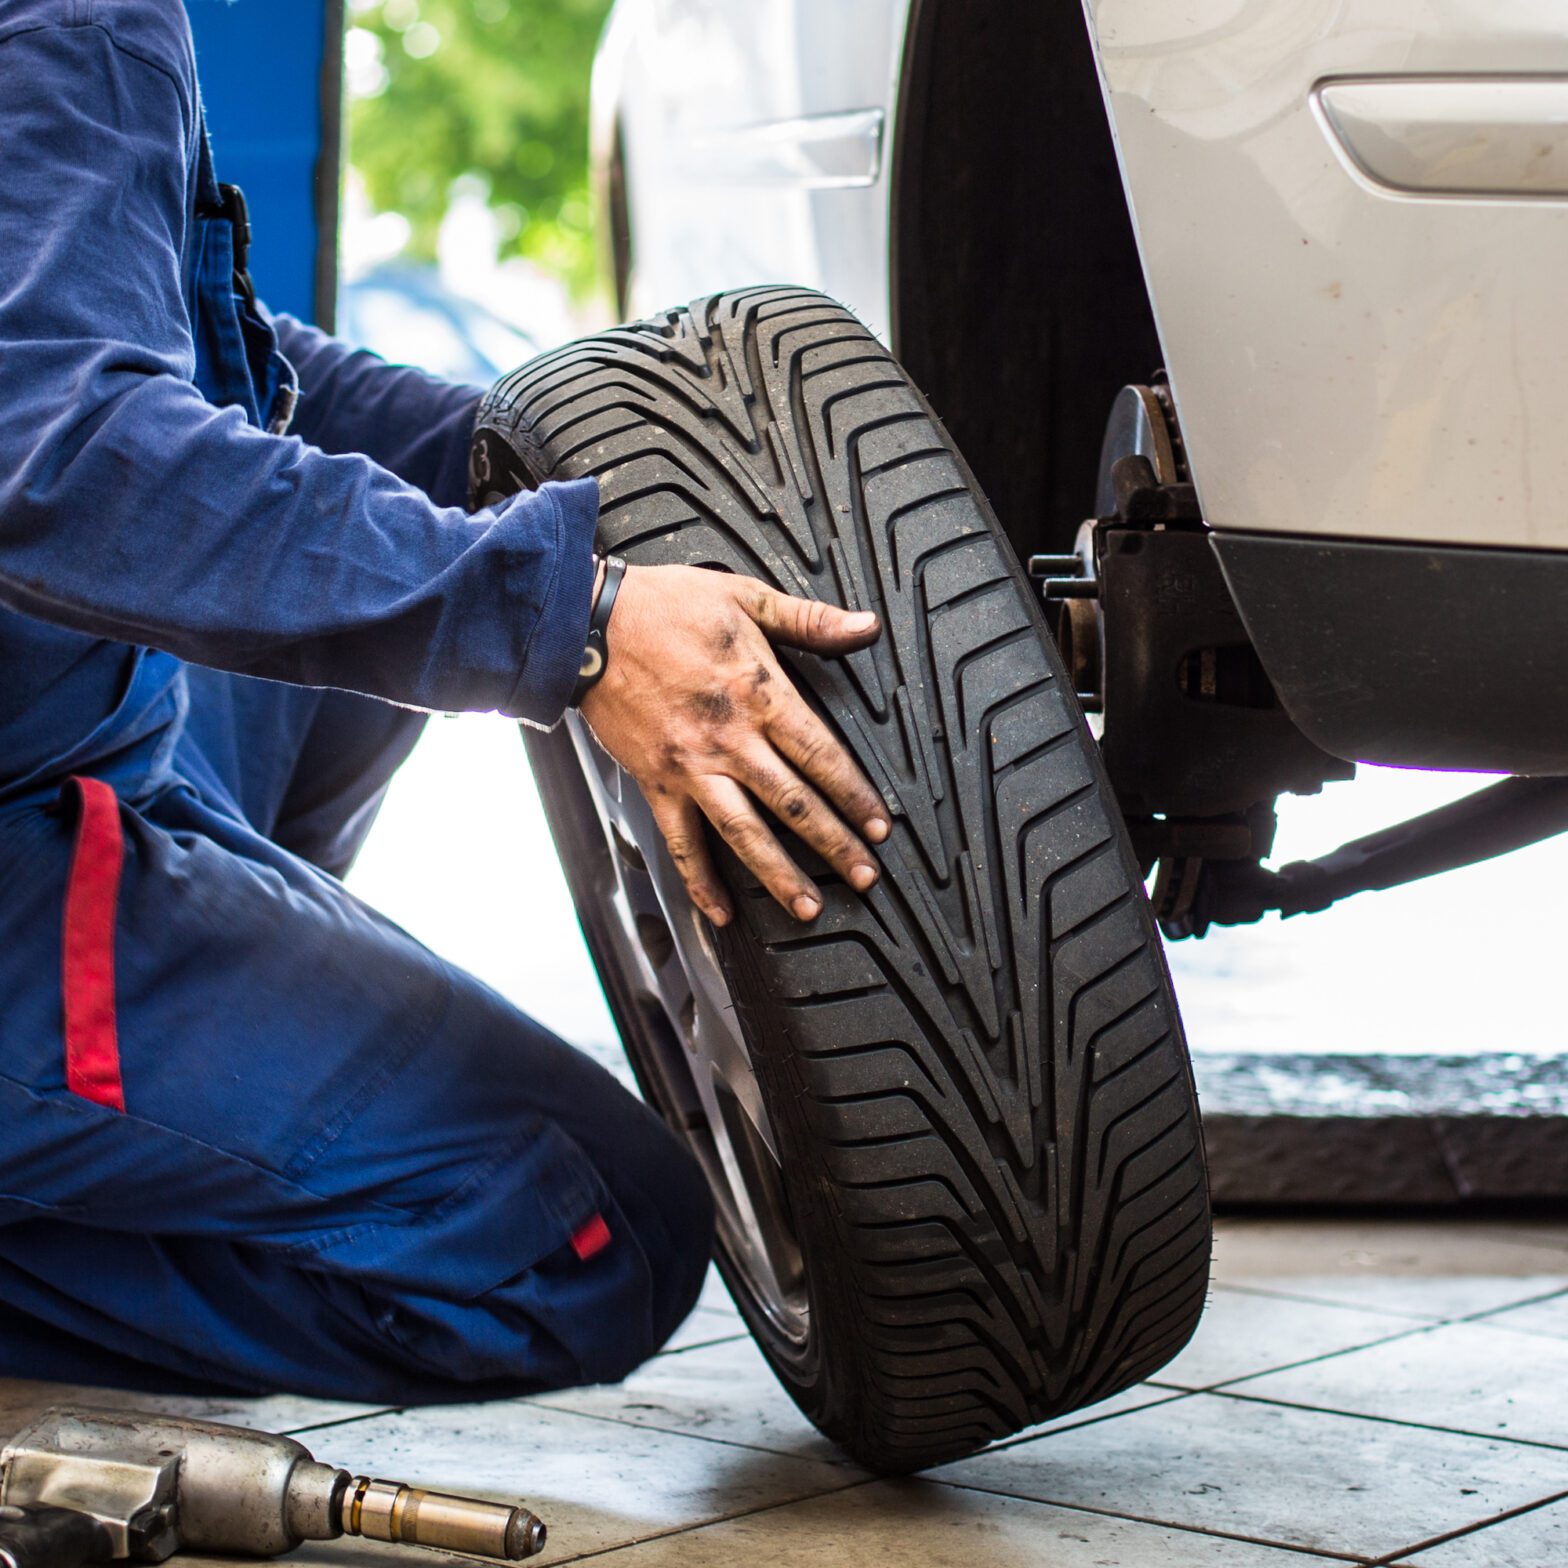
347, 0, 612, 297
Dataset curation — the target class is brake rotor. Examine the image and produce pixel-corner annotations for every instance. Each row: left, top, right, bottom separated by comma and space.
1094, 379, 1187, 512
1045, 380, 1189, 720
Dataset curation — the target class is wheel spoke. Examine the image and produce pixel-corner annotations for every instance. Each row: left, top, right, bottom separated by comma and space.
561, 714, 807, 1340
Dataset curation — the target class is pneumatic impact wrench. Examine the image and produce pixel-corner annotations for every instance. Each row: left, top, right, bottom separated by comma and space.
0, 1407, 547, 1568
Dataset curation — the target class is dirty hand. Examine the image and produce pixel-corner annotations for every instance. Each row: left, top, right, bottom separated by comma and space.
577, 562, 890, 926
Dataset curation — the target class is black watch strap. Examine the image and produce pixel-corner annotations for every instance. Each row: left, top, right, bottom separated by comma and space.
571, 554, 627, 705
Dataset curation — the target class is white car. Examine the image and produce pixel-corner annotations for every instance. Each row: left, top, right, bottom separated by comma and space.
594, 0, 1568, 784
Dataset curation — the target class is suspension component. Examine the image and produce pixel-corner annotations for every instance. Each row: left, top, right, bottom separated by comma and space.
1167, 774, 1568, 938
1032, 382, 1355, 934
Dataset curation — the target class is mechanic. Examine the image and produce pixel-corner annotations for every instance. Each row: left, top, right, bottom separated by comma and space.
0, 0, 889, 1400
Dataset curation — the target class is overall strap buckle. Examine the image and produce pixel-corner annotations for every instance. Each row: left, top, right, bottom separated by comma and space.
200, 181, 257, 310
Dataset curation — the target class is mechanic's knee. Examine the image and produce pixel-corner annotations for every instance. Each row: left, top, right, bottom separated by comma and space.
345, 1142, 714, 1398
569, 1134, 715, 1386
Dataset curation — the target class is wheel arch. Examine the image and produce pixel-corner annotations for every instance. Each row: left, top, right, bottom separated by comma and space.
889, 0, 1164, 560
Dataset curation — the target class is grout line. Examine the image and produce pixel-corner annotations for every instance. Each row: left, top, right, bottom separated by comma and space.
1210, 1271, 1568, 1328
1207, 1281, 1442, 1323
1148, 1320, 1439, 1396
1454, 1318, 1568, 1349
1200, 1385, 1568, 1454
281, 1406, 402, 1437
513, 1398, 866, 1471
647, 1330, 750, 1359
1157, 1279, 1568, 1404
1360, 1485, 1568, 1566
549, 1475, 1360, 1567
1452, 1282, 1568, 1328
928, 1472, 1370, 1563
539, 1476, 884, 1565
965, 1389, 1199, 1454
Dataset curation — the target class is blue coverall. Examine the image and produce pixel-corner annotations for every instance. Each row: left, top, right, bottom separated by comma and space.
0, 0, 713, 1398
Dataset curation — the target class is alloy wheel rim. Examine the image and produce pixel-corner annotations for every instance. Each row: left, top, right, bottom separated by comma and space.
563, 713, 811, 1345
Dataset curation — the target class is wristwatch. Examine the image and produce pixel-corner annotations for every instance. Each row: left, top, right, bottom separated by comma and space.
571, 554, 627, 706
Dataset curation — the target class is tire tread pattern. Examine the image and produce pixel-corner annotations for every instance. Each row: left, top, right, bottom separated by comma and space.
476, 288, 1210, 1471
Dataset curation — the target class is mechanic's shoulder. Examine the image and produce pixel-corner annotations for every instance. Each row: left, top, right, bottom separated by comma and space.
0, 0, 195, 97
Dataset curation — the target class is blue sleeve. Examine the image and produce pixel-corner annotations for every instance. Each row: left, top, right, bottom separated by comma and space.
270, 313, 481, 511
0, 20, 596, 724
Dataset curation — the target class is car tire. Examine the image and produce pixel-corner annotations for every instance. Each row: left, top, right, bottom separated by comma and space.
473, 286, 1211, 1473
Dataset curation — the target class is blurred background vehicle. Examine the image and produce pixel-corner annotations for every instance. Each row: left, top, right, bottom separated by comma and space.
340, 263, 538, 385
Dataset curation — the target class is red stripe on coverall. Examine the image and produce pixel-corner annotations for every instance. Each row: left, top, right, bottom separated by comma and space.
62, 776, 127, 1112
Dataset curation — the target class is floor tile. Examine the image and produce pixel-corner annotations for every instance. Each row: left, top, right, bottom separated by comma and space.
1239, 1319, 1568, 1447
528, 1335, 845, 1463
1211, 1220, 1568, 1320
262, 1398, 856, 1564
0, 1379, 382, 1437
1470, 1289, 1568, 1343
1153, 1285, 1419, 1389
534, 1338, 1194, 1470
583, 1478, 1347, 1566
929, 1390, 1566, 1560
1391, 1496, 1568, 1565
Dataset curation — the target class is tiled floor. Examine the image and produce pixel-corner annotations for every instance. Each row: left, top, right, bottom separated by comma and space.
7, 1219, 1568, 1566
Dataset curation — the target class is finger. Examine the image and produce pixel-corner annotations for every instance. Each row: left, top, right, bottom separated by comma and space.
744, 581, 880, 655
650, 794, 732, 927
696, 775, 822, 922
734, 745, 880, 894
768, 693, 891, 844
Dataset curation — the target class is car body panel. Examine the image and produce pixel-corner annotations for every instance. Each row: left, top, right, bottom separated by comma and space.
596, 0, 1568, 767
1084, 0, 1568, 551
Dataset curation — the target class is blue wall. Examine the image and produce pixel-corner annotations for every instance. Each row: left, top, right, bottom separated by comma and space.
185, 0, 336, 326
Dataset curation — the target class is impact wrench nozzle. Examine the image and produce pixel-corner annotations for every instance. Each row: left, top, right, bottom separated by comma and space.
338, 1478, 547, 1561
1, 1408, 549, 1565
